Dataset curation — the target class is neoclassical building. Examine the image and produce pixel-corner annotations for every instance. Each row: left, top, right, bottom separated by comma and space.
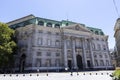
7, 14, 113, 72
114, 18, 120, 68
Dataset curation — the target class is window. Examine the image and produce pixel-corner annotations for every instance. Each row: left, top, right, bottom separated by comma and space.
94, 55, 97, 58
56, 53, 60, 57
91, 30, 93, 32
67, 40, 71, 47
106, 60, 109, 66
38, 21, 44, 26
35, 58, 41, 67
99, 55, 102, 58
46, 52, 51, 56
37, 52, 42, 56
55, 40, 60, 46
55, 59, 60, 66
95, 31, 99, 35
96, 38, 99, 40
47, 39, 51, 45
46, 59, 51, 67
92, 43, 95, 49
97, 44, 101, 50
103, 45, 106, 50
47, 31, 51, 34
55, 24, 60, 28
105, 55, 108, 58
38, 30, 43, 33
100, 60, 104, 66
56, 32, 59, 35
46, 23, 52, 27
66, 23, 68, 26
95, 60, 98, 66
38, 38, 42, 45
100, 32, 104, 35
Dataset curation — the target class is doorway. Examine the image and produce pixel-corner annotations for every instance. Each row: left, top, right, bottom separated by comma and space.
19, 54, 26, 72
76, 55, 83, 70
68, 60, 72, 70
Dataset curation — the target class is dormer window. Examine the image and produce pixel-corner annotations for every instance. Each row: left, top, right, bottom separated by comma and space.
38, 21, 44, 26
47, 23, 52, 27
55, 24, 60, 28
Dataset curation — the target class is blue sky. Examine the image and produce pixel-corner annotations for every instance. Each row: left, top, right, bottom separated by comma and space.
1, 0, 120, 49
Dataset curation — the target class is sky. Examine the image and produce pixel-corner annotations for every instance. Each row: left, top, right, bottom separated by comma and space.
0, 0, 120, 49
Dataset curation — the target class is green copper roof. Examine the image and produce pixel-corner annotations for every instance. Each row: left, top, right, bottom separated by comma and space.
8, 16, 104, 35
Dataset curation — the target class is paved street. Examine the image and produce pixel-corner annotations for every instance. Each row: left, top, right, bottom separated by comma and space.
0, 70, 114, 80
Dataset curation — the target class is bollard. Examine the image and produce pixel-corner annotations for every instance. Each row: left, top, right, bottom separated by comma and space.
83, 73, 85, 75
96, 73, 97, 75
23, 74, 25, 76
3, 74, 5, 77
46, 73, 48, 76
37, 74, 39, 76
70, 73, 73, 76
101, 73, 103, 75
107, 73, 109, 75
16, 74, 18, 76
90, 73, 92, 75
77, 73, 79, 75
10, 74, 12, 77
30, 74, 32, 76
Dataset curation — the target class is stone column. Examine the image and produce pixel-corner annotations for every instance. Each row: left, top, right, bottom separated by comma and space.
64, 39, 68, 68
82, 38, 87, 69
71, 37, 77, 69
89, 39, 95, 68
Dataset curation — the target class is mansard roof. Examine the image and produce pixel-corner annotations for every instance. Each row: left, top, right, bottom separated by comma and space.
7, 14, 104, 36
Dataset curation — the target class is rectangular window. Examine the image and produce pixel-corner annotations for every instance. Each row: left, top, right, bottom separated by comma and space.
37, 52, 42, 56
97, 44, 101, 50
38, 38, 42, 45
55, 40, 60, 46
55, 59, 60, 66
46, 59, 51, 67
56, 53, 60, 57
100, 60, 104, 66
38, 30, 43, 33
46, 52, 51, 56
47, 39, 51, 46
95, 60, 98, 66
35, 58, 41, 67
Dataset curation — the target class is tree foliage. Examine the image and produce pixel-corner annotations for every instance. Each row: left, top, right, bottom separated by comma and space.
0, 22, 16, 71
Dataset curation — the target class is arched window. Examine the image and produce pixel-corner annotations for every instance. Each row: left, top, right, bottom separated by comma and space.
38, 21, 44, 26
55, 24, 60, 28
46, 23, 52, 27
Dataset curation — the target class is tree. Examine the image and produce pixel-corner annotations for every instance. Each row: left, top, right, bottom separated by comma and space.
0, 22, 16, 72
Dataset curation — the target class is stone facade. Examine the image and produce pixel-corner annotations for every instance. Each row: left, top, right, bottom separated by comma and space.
8, 15, 113, 72
114, 18, 120, 67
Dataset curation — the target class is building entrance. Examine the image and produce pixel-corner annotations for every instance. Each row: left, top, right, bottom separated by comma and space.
68, 60, 72, 70
76, 55, 83, 70
19, 54, 26, 72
